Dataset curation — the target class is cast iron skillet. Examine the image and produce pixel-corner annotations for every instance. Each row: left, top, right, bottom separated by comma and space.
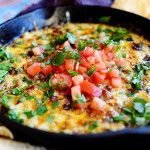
0, 6, 150, 149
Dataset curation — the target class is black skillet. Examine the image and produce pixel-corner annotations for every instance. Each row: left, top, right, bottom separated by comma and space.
0, 6, 150, 149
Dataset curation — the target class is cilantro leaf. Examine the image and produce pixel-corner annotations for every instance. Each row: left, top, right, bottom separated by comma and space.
24, 110, 35, 118
8, 110, 23, 123
88, 121, 98, 130
68, 70, 79, 76
23, 77, 32, 85
75, 94, 86, 104
44, 88, 54, 98
52, 101, 60, 109
12, 87, 22, 96
0, 70, 8, 80
86, 66, 96, 76
36, 105, 48, 115
78, 40, 86, 51
51, 51, 64, 66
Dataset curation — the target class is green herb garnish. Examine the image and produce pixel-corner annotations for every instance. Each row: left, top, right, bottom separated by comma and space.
68, 70, 79, 76
51, 51, 64, 66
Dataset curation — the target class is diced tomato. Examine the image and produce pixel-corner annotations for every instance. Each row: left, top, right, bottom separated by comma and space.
32, 46, 44, 56
106, 53, 114, 60
80, 81, 102, 97
115, 58, 127, 69
41, 65, 53, 76
51, 74, 72, 89
87, 56, 96, 65
90, 97, 106, 112
101, 52, 108, 61
110, 77, 122, 88
80, 47, 94, 57
65, 59, 75, 71
78, 66, 87, 74
107, 69, 120, 78
99, 69, 108, 74
104, 45, 114, 53
71, 85, 81, 101
80, 57, 91, 69
94, 51, 102, 63
72, 75, 84, 85
53, 64, 65, 73
95, 62, 106, 71
27, 62, 41, 76
91, 72, 105, 84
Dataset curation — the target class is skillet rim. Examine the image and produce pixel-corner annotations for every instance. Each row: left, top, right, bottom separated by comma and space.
0, 5, 150, 139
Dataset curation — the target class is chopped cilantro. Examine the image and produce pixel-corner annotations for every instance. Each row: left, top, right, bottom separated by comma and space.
24, 110, 35, 118
36, 105, 48, 115
2, 95, 9, 107
88, 121, 98, 130
8, 110, 23, 123
12, 87, 22, 96
0, 63, 10, 71
86, 66, 96, 76
64, 51, 80, 60
52, 101, 60, 109
66, 33, 76, 44
23, 77, 32, 85
26, 95, 34, 100
32, 40, 38, 47
51, 51, 64, 66
68, 70, 79, 76
0, 70, 8, 81
93, 43, 99, 50
55, 34, 67, 44
42, 44, 54, 51
78, 40, 86, 51
114, 97, 150, 126
47, 116, 55, 123
44, 88, 54, 98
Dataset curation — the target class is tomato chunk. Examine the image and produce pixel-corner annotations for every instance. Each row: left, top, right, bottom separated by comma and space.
110, 77, 122, 88
115, 58, 127, 69
51, 74, 72, 89
27, 62, 41, 76
65, 59, 75, 71
41, 65, 53, 76
87, 56, 96, 65
80, 81, 102, 97
90, 97, 106, 111
80, 57, 91, 69
95, 62, 106, 71
32, 46, 44, 56
91, 72, 105, 84
107, 69, 120, 78
78, 66, 87, 74
53, 64, 65, 73
71, 85, 81, 101
80, 47, 94, 57
72, 75, 84, 85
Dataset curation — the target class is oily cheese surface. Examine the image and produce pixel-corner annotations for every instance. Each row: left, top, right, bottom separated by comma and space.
0, 23, 150, 134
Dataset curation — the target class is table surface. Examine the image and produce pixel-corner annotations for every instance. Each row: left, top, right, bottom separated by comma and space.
0, 0, 150, 149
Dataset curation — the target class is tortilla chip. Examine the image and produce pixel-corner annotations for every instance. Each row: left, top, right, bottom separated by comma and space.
112, 0, 150, 18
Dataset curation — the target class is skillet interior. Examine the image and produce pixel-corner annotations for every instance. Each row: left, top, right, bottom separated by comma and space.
0, 6, 150, 149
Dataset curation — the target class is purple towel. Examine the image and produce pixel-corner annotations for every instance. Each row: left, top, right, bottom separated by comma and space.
0, 0, 113, 24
